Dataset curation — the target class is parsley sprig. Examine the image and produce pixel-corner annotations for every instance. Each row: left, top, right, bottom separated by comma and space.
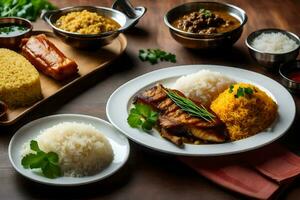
127, 103, 158, 131
165, 89, 215, 122
229, 84, 254, 98
21, 140, 61, 179
139, 49, 176, 65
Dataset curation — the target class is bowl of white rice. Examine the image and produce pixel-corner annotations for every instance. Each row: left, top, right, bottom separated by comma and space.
246, 28, 300, 69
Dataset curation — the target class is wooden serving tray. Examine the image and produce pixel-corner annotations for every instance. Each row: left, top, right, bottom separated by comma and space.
0, 30, 127, 126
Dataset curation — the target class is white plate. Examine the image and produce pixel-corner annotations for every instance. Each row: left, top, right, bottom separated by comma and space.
106, 65, 295, 156
8, 114, 130, 186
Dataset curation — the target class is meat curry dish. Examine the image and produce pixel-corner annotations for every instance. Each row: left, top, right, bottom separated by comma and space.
172, 9, 241, 34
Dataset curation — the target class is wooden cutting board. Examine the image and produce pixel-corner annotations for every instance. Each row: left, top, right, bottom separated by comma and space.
0, 30, 127, 125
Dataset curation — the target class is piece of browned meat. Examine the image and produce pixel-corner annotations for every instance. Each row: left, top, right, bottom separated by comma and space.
21, 34, 78, 80
160, 128, 183, 146
135, 84, 227, 145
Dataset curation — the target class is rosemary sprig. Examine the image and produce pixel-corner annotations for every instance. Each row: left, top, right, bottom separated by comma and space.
165, 89, 215, 122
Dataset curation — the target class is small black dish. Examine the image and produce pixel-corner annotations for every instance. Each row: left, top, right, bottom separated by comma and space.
279, 60, 300, 93
0, 101, 7, 120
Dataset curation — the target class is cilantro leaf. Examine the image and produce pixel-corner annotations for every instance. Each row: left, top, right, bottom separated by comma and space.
236, 87, 244, 98
30, 140, 41, 152
127, 103, 158, 131
233, 86, 254, 98
229, 84, 234, 93
47, 152, 59, 164
21, 153, 41, 169
28, 152, 47, 169
135, 104, 151, 117
141, 119, 153, 131
139, 49, 148, 61
138, 48, 176, 65
244, 87, 254, 95
42, 162, 61, 179
127, 113, 143, 128
21, 140, 61, 179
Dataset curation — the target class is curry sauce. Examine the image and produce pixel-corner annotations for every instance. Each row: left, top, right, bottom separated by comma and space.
173, 9, 241, 34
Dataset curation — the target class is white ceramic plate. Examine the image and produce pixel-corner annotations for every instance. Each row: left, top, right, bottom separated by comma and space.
8, 114, 130, 186
106, 65, 295, 156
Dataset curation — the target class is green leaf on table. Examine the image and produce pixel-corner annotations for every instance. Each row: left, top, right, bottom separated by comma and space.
138, 48, 176, 65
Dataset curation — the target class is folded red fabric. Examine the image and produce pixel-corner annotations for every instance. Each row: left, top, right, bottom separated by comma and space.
179, 143, 300, 200
245, 143, 300, 183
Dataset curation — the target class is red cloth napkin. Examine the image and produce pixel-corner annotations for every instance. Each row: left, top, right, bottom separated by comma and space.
179, 143, 300, 199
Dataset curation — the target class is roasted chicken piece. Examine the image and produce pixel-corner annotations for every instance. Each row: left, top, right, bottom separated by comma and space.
21, 34, 78, 80
135, 84, 227, 145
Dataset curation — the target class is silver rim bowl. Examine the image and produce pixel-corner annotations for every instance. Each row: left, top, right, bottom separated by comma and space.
42, 5, 145, 48
164, 1, 247, 49
246, 29, 300, 69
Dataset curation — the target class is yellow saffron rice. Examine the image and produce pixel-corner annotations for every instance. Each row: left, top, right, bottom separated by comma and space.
0, 48, 42, 108
210, 83, 277, 140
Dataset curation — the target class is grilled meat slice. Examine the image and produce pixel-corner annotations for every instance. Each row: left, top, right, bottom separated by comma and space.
160, 128, 183, 146
188, 127, 225, 143
135, 84, 226, 143
159, 116, 226, 143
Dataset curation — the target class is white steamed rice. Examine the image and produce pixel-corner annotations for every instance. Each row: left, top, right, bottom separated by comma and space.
21, 122, 113, 177
252, 32, 298, 53
173, 69, 235, 106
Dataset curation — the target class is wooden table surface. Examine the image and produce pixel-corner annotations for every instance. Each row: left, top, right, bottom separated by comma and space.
1, 0, 300, 199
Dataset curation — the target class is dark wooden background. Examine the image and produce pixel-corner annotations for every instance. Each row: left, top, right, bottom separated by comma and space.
1, 0, 300, 199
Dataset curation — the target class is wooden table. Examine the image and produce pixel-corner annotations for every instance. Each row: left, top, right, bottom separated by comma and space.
1, 0, 300, 199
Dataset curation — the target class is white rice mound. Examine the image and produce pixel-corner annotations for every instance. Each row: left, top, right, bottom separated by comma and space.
252, 32, 299, 53
173, 69, 235, 106
21, 122, 114, 177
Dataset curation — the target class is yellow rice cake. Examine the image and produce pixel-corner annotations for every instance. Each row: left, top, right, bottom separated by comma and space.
0, 48, 42, 107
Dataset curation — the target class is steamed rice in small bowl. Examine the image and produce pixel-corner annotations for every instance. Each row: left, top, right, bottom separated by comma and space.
21, 122, 113, 177
173, 69, 235, 106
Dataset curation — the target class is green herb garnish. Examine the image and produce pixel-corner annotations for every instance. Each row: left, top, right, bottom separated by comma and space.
0, 0, 57, 21
127, 103, 158, 131
229, 85, 254, 98
139, 49, 176, 65
229, 84, 234, 93
165, 89, 215, 122
199, 8, 212, 17
21, 140, 61, 179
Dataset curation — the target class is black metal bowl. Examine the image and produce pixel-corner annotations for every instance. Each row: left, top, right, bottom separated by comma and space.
279, 60, 300, 93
